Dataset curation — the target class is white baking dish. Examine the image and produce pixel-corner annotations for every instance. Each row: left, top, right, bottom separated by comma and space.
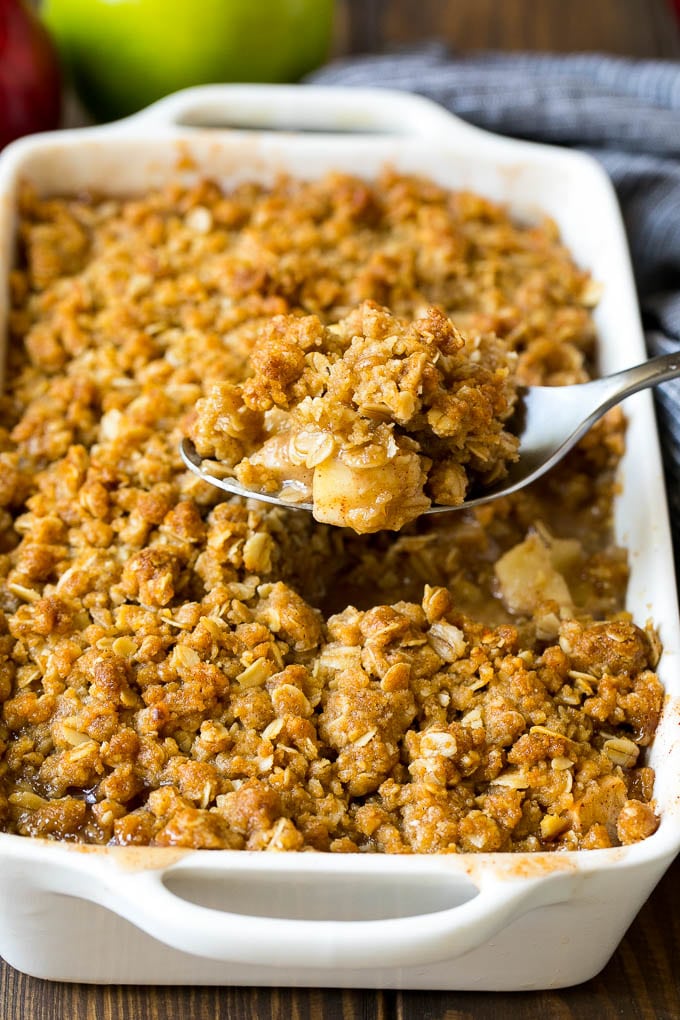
0, 84, 678, 991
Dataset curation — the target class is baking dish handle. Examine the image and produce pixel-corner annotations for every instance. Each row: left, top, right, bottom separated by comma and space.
87, 864, 575, 969
109, 83, 479, 141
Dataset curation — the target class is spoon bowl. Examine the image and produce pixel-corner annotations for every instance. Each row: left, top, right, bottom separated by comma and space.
180, 350, 680, 516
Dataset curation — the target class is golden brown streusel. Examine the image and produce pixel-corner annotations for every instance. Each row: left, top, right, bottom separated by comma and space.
188, 301, 519, 532
0, 171, 660, 852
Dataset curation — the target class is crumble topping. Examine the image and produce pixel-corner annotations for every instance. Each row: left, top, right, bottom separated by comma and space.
0, 171, 661, 852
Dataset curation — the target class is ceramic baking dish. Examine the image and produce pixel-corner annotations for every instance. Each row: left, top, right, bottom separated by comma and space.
0, 84, 678, 991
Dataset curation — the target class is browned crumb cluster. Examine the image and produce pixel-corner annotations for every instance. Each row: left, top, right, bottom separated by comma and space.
188, 301, 519, 532
0, 171, 661, 852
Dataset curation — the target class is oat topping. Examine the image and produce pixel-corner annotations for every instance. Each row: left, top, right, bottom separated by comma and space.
0, 171, 661, 852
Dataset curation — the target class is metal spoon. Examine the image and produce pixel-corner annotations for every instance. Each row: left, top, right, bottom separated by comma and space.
180, 351, 680, 514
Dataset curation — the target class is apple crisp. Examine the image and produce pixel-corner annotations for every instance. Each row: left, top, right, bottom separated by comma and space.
187, 301, 520, 532
0, 171, 662, 853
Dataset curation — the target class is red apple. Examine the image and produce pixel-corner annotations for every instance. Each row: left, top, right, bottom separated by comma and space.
0, 0, 61, 149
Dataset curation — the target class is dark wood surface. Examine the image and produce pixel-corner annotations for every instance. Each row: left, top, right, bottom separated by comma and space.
3, 2, 680, 1017
336, 0, 680, 58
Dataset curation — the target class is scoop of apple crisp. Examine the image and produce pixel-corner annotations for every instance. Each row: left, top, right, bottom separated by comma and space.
188, 300, 519, 533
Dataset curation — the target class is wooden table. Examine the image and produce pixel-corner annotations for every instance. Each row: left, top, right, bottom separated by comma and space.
3, 1, 680, 1017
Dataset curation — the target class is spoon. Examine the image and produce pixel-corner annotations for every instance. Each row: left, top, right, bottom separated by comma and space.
179, 350, 680, 515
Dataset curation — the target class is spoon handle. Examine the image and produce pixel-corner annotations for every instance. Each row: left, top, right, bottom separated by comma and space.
441, 349, 680, 514
593, 350, 680, 408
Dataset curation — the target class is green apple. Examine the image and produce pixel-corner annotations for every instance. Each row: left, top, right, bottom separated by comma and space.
42, 0, 335, 121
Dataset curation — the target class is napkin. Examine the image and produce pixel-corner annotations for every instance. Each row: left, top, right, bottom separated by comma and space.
310, 47, 680, 562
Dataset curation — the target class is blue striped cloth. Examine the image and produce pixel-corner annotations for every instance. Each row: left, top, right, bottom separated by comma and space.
310, 48, 680, 557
